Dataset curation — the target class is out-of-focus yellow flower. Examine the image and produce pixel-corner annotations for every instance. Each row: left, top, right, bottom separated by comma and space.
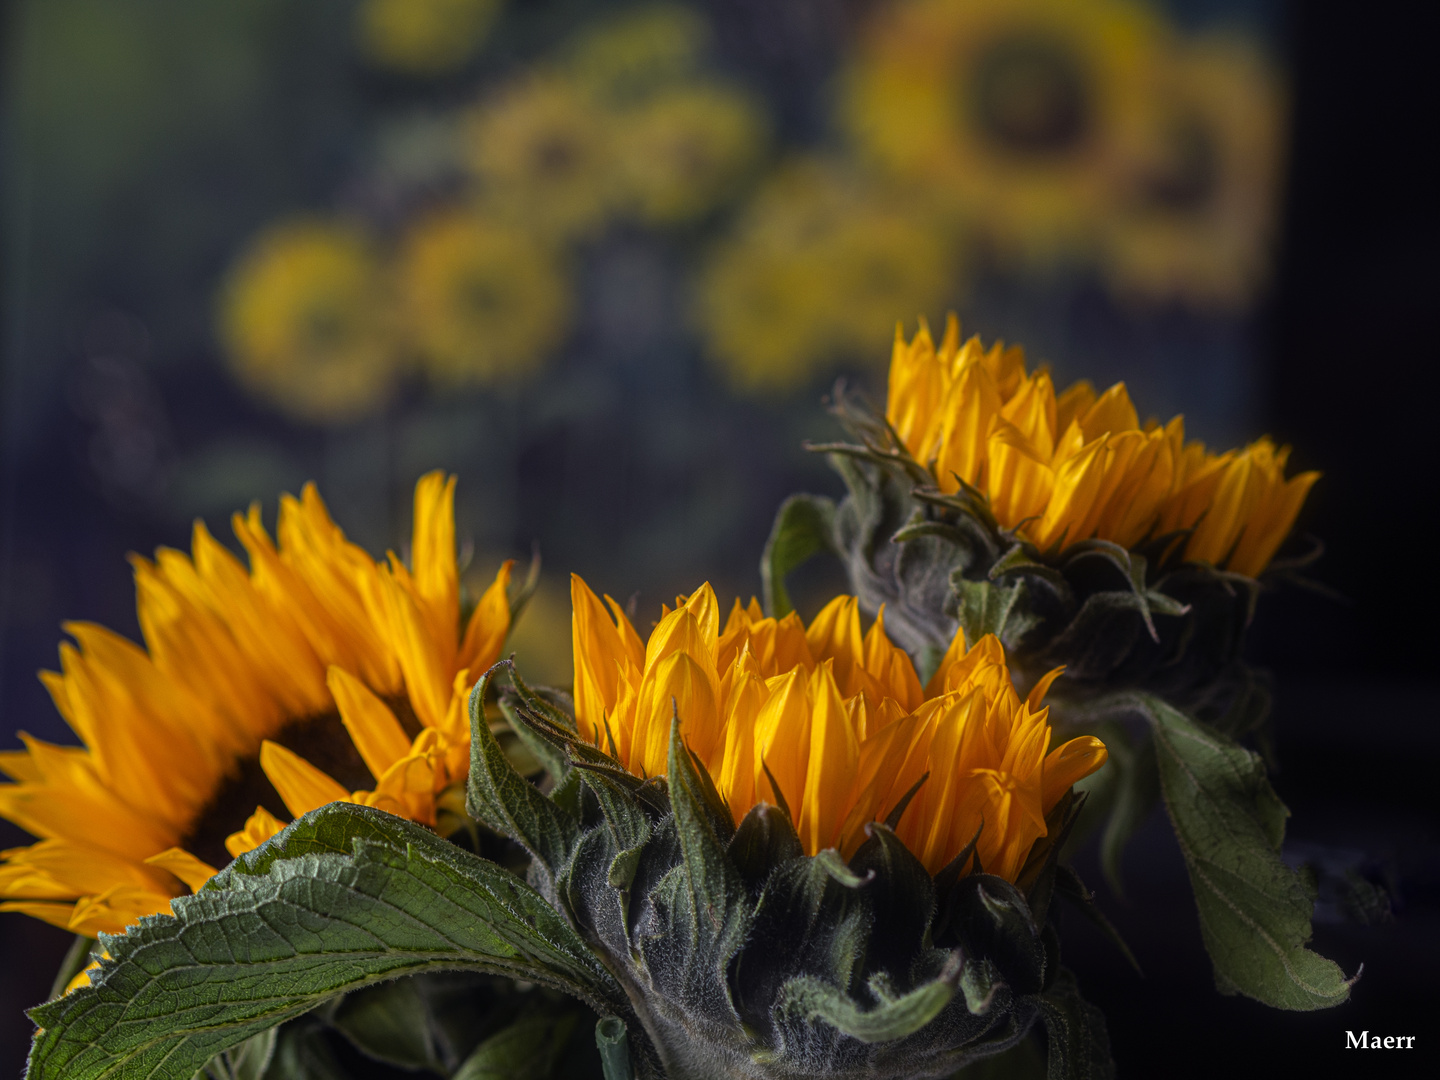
563, 4, 708, 104
0, 474, 512, 938
218, 220, 399, 425
462, 75, 620, 241
399, 210, 569, 385
1100, 34, 1286, 309
618, 84, 768, 224
571, 576, 1106, 879
843, 0, 1159, 263
356, 0, 504, 76
698, 158, 956, 393
887, 316, 1319, 576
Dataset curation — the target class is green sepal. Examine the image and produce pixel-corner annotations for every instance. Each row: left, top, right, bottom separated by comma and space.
1036, 968, 1116, 1080
775, 951, 962, 1044
1078, 693, 1352, 1010
952, 575, 1041, 653
665, 714, 750, 986
947, 875, 1047, 997
466, 661, 581, 877
761, 493, 838, 618
728, 802, 804, 896
27, 803, 624, 1080
847, 823, 935, 981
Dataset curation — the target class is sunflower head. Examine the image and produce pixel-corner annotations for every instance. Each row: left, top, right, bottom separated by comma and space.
0, 473, 514, 941
464, 580, 1108, 1078
218, 219, 400, 425
783, 315, 1317, 713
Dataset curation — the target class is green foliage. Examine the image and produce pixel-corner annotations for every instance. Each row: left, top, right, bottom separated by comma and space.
1072, 694, 1352, 1010
27, 803, 623, 1080
761, 493, 838, 617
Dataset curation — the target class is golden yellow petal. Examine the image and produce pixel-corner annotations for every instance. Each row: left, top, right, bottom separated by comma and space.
225, 805, 286, 859
797, 664, 861, 854
409, 471, 461, 655
1042, 736, 1109, 814
328, 666, 413, 780
143, 848, 219, 893
458, 560, 514, 675
259, 740, 352, 818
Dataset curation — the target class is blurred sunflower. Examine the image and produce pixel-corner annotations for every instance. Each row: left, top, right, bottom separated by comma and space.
563, 3, 708, 105
1099, 33, 1286, 309
618, 83, 768, 225
462, 74, 620, 241
698, 158, 956, 393
356, 0, 504, 76
842, 0, 1159, 263
0, 473, 512, 939
218, 219, 399, 425
399, 210, 569, 385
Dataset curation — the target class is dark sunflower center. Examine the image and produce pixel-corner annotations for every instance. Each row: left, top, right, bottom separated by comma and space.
532, 134, 580, 177
1142, 113, 1220, 212
971, 34, 1090, 155
183, 695, 423, 871
460, 274, 506, 316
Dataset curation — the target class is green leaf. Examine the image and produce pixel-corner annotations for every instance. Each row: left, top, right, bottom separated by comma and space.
466, 662, 581, 875
761, 494, 837, 617
451, 1009, 578, 1080
193, 1028, 276, 1080
1036, 968, 1115, 1080
1110, 693, 1352, 1010
775, 952, 961, 1043
260, 1020, 350, 1080
952, 575, 1040, 652
325, 977, 440, 1072
27, 803, 624, 1080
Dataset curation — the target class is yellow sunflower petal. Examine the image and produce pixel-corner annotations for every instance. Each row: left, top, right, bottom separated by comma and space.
143, 848, 220, 893
259, 741, 352, 818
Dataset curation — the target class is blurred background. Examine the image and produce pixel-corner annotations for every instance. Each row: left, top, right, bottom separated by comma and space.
1, 0, 1435, 1076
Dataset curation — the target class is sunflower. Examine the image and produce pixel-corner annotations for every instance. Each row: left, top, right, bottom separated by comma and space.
0, 473, 513, 938
1099, 32, 1286, 309
461, 74, 621, 242
356, 0, 504, 76
571, 575, 1106, 878
617, 83, 768, 225
842, 0, 1160, 263
399, 209, 569, 385
887, 316, 1319, 576
217, 219, 400, 425
698, 158, 956, 393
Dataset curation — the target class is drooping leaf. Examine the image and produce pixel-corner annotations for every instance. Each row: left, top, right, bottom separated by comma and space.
761, 493, 837, 618
1096, 693, 1352, 1010
450, 1009, 578, 1080
27, 804, 625, 1080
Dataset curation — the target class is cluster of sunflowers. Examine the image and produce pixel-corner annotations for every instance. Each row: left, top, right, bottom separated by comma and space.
705, 0, 1284, 392
218, 0, 1284, 422
220, 4, 766, 424
6, 319, 1351, 1080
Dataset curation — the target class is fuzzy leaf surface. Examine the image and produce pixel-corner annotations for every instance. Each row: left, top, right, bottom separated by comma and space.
1097, 694, 1351, 1010
27, 804, 622, 1080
